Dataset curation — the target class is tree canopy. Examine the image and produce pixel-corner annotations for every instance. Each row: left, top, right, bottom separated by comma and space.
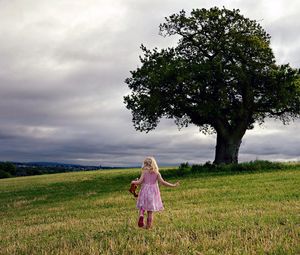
124, 7, 300, 164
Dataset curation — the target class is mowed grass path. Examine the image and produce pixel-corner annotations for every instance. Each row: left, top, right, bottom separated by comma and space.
0, 167, 299, 255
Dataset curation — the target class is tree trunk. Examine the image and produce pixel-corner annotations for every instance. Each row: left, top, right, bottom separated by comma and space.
213, 132, 242, 164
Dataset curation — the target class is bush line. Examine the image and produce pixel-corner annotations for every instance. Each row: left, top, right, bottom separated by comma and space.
160, 160, 300, 179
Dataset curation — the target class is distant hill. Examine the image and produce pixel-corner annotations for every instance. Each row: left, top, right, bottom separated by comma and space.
13, 161, 138, 170
13, 161, 99, 170
0, 161, 140, 179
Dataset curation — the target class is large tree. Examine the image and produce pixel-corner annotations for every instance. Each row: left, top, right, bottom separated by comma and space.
124, 7, 300, 164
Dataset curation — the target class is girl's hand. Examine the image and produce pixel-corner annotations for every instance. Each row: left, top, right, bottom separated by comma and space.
131, 178, 139, 185
174, 182, 180, 187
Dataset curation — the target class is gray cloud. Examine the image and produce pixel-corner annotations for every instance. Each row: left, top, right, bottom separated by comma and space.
0, 0, 300, 166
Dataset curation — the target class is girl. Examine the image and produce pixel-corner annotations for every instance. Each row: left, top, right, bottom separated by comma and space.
131, 156, 179, 229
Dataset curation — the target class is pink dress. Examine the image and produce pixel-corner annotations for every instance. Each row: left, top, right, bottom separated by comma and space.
137, 171, 164, 211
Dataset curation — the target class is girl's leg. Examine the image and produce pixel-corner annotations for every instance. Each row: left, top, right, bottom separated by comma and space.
146, 211, 153, 229
139, 208, 145, 217
138, 208, 145, 227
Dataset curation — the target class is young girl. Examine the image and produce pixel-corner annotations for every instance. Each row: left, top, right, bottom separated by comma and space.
131, 156, 179, 229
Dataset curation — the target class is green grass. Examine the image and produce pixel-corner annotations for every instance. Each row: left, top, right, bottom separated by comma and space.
0, 166, 299, 255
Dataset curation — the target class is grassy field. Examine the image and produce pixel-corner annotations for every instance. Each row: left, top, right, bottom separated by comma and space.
0, 167, 299, 255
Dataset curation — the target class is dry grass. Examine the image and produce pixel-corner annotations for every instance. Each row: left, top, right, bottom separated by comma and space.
0, 167, 299, 254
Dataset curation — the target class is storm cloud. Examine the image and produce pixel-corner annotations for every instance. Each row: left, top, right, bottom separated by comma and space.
0, 0, 299, 166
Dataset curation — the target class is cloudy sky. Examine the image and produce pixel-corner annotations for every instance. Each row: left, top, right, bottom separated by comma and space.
0, 0, 299, 166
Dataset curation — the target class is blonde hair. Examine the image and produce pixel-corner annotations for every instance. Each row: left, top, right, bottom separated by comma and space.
142, 156, 159, 173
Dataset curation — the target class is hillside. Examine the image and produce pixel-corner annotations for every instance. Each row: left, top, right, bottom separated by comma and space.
0, 167, 299, 254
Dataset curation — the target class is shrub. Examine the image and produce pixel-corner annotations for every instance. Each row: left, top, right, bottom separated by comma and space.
0, 169, 12, 179
191, 161, 218, 173
0, 162, 16, 176
229, 160, 287, 172
190, 160, 292, 175
177, 162, 191, 176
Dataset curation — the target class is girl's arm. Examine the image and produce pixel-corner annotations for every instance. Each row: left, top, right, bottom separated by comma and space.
131, 172, 145, 185
158, 173, 179, 187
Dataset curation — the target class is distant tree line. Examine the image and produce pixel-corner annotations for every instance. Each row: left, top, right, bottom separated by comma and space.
0, 162, 16, 178
0, 162, 71, 179
0, 162, 134, 179
0, 162, 100, 179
